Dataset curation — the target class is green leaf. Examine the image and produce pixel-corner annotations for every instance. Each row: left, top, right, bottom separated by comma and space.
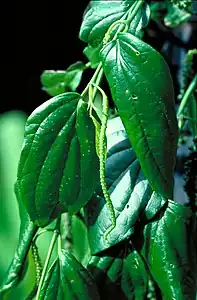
79, 1, 150, 48
83, 44, 103, 69
71, 215, 91, 266
187, 94, 197, 138
84, 117, 167, 254
133, 201, 197, 299
0, 219, 38, 296
39, 259, 61, 300
101, 32, 178, 200
149, 2, 167, 23
59, 250, 100, 299
41, 62, 85, 96
16, 92, 99, 227
164, 2, 191, 28
87, 244, 148, 299
123, 249, 148, 299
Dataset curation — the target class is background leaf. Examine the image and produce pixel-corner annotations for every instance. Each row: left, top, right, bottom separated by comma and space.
41, 62, 85, 96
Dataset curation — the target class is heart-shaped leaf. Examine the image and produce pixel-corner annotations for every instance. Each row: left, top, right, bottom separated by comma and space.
101, 32, 178, 199
41, 62, 85, 96
16, 92, 99, 227
84, 117, 167, 254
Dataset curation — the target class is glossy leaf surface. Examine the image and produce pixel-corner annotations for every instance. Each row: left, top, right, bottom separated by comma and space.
41, 62, 85, 96
101, 32, 178, 199
16, 92, 99, 227
39, 259, 61, 300
85, 117, 167, 254
133, 201, 197, 299
0, 219, 37, 296
79, 1, 150, 47
59, 250, 100, 299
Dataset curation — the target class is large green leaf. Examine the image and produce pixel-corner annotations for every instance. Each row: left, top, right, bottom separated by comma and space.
84, 117, 167, 254
88, 244, 148, 300
133, 200, 197, 299
101, 32, 178, 200
59, 250, 100, 299
79, 1, 150, 48
16, 92, 99, 227
41, 62, 85, 96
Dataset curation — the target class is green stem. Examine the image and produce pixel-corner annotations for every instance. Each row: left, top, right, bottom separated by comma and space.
177, 75, 197, 118
35, 221, 60, 300
81, 62, 102, 98
125, 0, 144, 26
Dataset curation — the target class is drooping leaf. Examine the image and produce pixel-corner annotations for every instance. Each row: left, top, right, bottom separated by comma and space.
59, 250, 100, 299
87, 243, 148, 299
41, 62, 85, 96
79, 1, 150, 48
71, 215, 90, 266
123, 249, 148, 299
16, 92, 99, 227
101, 32, 178, 200
39, 259, 61, 300
84, 117, 167, 254
0, 219, 38, 296
133, 200, 197, 299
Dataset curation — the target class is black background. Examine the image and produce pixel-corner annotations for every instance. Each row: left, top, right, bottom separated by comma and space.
3, 1, 196, 116
3, 1, 90, 115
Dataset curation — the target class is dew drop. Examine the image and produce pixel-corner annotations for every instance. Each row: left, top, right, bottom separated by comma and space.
132, 94, 138, 100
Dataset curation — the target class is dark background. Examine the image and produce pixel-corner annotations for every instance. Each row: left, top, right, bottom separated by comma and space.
3, 1, 90, 115
3, 1, 197, 116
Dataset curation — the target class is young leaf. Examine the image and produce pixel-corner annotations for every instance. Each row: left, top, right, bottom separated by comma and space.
79, 1, 150, 48
83, 44, 103, 69
16, 92, 99, 227
59, 250, 100, 299
133, 201, 197, 299
41, 62, 85, 96
101, 32, 178, 200
84, 117, 167, 254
